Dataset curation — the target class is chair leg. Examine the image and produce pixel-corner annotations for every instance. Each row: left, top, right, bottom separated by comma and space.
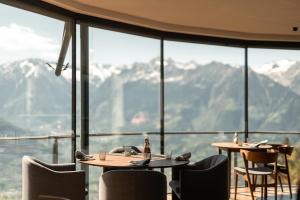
287, 170, 293, 199
234, 173, 238, 200
278, 175, 283, 192
247, 177, 255, 200
252, 174, 255, 191
275, 174, 277, 200
261, 176, 264, 200
172, 191, 180, 200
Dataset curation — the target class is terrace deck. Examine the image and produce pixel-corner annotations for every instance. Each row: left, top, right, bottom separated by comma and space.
167, 185, 298, 200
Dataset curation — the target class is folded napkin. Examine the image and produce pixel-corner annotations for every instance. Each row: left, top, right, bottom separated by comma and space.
175, 152, 191, 161
249, 140, 268, 148
75, 150, 94, 161
130, 158, 151, 166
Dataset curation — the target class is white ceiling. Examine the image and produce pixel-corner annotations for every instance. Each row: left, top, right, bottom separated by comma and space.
43, 0, 300, 41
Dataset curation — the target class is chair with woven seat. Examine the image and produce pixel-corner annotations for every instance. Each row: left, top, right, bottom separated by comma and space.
22, 156, 86, 200
269, 145, 294, 198
234, 149, 278, 200
169, 154, 228, 200
99, 169, 167, 200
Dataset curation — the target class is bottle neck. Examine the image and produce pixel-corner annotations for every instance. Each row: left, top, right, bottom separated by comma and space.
144, 140, 151, 152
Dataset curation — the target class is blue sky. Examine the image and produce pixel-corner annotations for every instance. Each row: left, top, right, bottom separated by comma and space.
0, 3, 299, 67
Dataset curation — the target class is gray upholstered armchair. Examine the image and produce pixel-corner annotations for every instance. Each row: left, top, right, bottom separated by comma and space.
169, 154, 229, 200
99, 170, 167, 200
22, 156, 85, 200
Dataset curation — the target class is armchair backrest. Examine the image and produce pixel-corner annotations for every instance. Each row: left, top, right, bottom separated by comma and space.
99, 170, 167, 200
22, 156, 85, 200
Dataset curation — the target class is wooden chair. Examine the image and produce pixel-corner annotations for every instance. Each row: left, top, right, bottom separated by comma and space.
234, 150, 278, 200
270, 145, 294, 198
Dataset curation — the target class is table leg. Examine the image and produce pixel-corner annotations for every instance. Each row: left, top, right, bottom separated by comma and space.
264, 175, 268, 199
227, 150, 232, 198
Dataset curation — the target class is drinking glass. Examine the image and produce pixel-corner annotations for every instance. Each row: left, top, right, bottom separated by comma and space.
123, 146, 131, 157
165, 150, 172, 160
99, 151, 106, 161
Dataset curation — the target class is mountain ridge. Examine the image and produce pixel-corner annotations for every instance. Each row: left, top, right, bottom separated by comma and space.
1, 58, 300, 136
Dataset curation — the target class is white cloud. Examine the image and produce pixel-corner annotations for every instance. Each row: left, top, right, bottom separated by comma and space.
0, 24, 60, 61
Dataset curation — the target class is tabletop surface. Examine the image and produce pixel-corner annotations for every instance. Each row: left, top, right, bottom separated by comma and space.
211, 142, 272, 150
79, 153, 189, 168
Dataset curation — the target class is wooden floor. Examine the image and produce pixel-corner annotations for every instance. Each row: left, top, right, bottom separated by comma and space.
167, 185, 298, 200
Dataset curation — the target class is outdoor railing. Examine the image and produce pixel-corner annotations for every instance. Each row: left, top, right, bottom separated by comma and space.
1, 131, 300, 163
0, 131, 299, 200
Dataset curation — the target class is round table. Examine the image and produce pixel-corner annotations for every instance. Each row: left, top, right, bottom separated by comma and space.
211, 142, 273, 197
79, 153, 189, 170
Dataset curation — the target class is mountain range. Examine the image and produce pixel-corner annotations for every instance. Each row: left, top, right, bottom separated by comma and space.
252, 60, 300, 95
0, 58, 300, 136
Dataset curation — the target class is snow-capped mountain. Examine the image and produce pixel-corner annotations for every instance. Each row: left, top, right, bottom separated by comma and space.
1, 57, 300, 136
251, 60, 300, 94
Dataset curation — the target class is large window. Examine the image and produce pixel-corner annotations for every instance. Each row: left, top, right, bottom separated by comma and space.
0, 4, 72, 199
1, 2, 300, 199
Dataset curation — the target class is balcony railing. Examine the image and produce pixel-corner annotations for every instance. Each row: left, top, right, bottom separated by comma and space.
0, 131, 299, 200
1, 131, 299, 163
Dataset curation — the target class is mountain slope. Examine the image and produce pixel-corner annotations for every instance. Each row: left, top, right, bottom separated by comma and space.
1, 58, 300, 136
0, 58, 71, 135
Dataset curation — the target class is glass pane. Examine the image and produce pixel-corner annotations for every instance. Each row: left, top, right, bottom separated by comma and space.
0, 4, 72, 199
88, 27, 160, 200
248, 48, 300, 185
249, 48, 300, 132
164, 41, 245, 132
89, 28, 160, 134
164, 41, 245, 191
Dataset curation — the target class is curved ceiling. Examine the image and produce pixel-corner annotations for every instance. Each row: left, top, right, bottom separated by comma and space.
43, 0, 300, 41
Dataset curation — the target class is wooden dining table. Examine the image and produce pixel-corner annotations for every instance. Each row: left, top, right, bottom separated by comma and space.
211, 142, 273, 197
80, 153, 189, 171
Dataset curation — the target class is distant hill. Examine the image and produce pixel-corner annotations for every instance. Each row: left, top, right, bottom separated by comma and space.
0, 118, 28, 136
0, 58, 300, 136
